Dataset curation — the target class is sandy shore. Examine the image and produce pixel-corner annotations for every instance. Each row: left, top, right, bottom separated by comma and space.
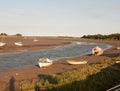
0, 36, 120, 90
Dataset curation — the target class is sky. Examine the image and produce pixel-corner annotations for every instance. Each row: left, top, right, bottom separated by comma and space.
0, 0, 120, 37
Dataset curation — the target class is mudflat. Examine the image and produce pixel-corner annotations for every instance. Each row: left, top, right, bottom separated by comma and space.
0, 36, 120, 90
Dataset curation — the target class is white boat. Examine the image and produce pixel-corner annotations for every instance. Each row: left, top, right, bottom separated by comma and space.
0, 42, 6, 47
0, 36, 6, 47
14, 42, 23, 46
116, 61, 120, 63
38, 58, 53, 68
117, 47, 120, 50
67, 60, 87, 65
33, 39, 39, 42
92, 46, 103, 56
76, 42, 81, 44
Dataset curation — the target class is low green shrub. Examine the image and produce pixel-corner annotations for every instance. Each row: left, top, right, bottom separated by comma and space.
20, 57, 120, 91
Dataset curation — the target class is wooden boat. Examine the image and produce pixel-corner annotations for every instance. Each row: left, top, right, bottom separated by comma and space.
14, 42, 23, 46
0, 42, 6, 47
92, 46, 103, 56
38, 58, 53, 68
67, 60, 87, 65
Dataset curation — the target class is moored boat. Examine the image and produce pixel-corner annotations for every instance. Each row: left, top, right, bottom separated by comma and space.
38, 58, 53, 68
0, 42, 6, 47
0, 35, 6, 47
67, 60, 87, 65
76, 42, 81, 44
14, 42, 23, 46
92, 46, 103, 56
117, 47, 120, 50
33, 39, 39, 42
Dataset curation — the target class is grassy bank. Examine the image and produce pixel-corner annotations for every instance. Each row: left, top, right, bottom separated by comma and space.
20, 56, 120, 91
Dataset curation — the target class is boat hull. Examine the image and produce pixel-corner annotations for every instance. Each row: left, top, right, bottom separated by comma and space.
38, 58, 53, 68
67, 60, 87, 65
38, 62, 52, 68
14, 42, 23, 46
0, 42, 6, 47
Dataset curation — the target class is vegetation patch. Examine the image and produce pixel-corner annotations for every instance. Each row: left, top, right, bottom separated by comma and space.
81, 33, 120, 40
20, 57, 120, 91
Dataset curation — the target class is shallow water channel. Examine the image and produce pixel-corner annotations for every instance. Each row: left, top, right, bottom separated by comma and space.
0, 42, 112, 71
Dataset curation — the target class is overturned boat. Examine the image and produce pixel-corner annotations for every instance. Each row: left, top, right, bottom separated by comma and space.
92, 46, 103, 56
14, 42, 23, 46
38, 58, 53, 68
67, 60, 87, 65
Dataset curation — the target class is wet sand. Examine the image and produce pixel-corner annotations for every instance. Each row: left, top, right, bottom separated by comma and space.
0, 36, 120, 90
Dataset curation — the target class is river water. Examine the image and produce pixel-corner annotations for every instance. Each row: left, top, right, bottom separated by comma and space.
0, 42, 112, 71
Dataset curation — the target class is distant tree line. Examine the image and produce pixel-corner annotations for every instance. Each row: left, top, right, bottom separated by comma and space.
15, 33, 22, 36
81, 33, 120, 40
0, 33, 8, 36
0, 33, 22, 36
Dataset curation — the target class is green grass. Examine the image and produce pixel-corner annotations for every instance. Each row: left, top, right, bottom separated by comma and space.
20, 56, 120, 91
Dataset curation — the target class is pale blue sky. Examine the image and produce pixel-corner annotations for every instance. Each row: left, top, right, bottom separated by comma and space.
0, 0, 120, 36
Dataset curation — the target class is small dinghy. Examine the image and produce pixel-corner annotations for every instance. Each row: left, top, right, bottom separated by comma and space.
33, 39, 39, 42
0, 36, 6, 47
76, 42, 81, 44
0, 42, 6, 47
38, 58, 53, 68
92, 46, 103, 56
67, 60, 87, 65
14, 42, 23, 46
117, 47, 120, 50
